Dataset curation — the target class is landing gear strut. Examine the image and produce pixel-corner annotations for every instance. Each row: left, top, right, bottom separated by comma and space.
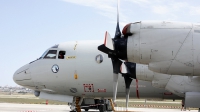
70, 97, 115, 112
70, 97, 81, 112
98, 99, 106, 112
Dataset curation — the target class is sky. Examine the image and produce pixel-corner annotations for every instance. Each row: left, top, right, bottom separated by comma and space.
1, 0, 200, 86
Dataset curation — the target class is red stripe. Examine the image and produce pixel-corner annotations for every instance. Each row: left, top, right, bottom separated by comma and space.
104, 31, 107, 45
122, 23, 131, 35
164, 92, 173, 95
136, 79, 140, 99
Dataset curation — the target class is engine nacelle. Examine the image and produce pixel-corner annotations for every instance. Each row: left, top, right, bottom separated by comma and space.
151, 73, 170, 89
152, 80, 168, 89
185, 92, 200, 108
165, 76, 200, 97
135, 64, 154, 81
126, 21, 200, 76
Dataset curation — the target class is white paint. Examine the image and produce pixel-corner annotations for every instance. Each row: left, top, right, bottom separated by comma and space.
39, 92, 73, 103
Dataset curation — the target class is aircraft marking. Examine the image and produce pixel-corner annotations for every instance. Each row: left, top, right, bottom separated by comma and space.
74, 71, 78, 79
51, 64, 59, 73
95, 54, 103, 64
97, 89, 106, 92
74, 74, 78, 79
74, 42, 77, 50
164, 92, 173, 95
66, 56, 76, 60
83, 84, 94, 92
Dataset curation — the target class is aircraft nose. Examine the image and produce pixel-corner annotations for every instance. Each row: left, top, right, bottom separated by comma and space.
13, 64, 33, 86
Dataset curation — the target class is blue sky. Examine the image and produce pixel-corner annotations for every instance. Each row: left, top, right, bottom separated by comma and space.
1, 0, 200, 86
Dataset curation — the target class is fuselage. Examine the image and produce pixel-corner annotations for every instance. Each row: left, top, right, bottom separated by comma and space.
13, 40, 183, 100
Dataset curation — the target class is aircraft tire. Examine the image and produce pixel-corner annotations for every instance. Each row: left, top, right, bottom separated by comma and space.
99, 105, 106, 112
84, 109, 89, 111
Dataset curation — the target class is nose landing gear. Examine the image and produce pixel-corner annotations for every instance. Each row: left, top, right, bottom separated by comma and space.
69, 97, 115, 112
75, 97, 81, 112
70, 97, 81, 112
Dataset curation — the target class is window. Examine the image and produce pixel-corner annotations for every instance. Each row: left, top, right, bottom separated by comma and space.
39, 50, 48, 59
44, 50, 57, 59
58, 51, 66, 59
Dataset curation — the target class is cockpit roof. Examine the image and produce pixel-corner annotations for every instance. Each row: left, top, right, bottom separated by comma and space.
51, 44, 59, 48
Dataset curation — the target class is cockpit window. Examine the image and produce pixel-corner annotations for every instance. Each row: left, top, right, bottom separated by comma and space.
44, 50, 57, 59
39, 50, 48, 59
58, 51, 66, 59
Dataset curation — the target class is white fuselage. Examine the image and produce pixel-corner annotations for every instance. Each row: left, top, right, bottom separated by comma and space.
13, 40, 200, 100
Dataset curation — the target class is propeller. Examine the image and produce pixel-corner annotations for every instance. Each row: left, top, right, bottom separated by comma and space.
120, 62, 137, 109
97, 0, 137, 110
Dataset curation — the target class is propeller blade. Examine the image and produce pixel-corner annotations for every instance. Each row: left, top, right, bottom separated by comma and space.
114, 0, 121, 39
120, 62, 138, 110
125, 88, 130, 110
120, 62, 127, 74
98, 44, 116, 56
117, 0, 119, 24
111, 58, 122, 104
104, 31, 114, 50
124, 76, 133, 110
113, 73, 119, 103
98, 0, 133, 109
111, 58, 122, 75
123, 62, 137, 79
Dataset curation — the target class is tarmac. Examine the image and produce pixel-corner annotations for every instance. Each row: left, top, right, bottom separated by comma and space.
0, 103, 198, 112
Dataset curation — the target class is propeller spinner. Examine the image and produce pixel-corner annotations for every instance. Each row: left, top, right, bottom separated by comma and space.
97, 0, 137, 110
